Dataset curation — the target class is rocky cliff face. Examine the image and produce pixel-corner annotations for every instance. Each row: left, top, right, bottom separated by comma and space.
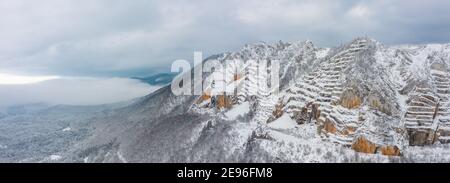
188, 37, 450, 158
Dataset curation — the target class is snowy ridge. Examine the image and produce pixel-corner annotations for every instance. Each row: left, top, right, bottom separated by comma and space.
192, 40, 324, 123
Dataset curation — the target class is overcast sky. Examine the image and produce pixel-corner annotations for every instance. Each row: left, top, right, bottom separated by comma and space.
1, 0, 450, 77
1, 0, 450, 107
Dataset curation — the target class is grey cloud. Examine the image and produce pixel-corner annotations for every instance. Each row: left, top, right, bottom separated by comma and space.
1, 0, 449, 77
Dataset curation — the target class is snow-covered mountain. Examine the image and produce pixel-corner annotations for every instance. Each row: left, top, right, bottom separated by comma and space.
1, 37, 450, 163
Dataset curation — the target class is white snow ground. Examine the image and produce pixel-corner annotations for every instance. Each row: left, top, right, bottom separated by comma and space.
225, 102, 250, 120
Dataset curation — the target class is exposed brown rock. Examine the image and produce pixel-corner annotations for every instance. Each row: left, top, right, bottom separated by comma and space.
292, 102, 321, 125
380, 146, 401, 156
408, 130, 436, 146
197, 93, 211, 104
340, 89, 362, 109
368, 96, 392, 115
352, 136, 377, 154
234, 73, 242, 81
409, 131, 427, 146
311, 103, 321, 120
267, 102, 285, 123
323, 119, 337, 134
370, 97, 381, 109
351, 137, 402, 156
342, 126, 356, 135
272, 103, 284, 119
216, 95, 232, 109
293, 107, 309, 124
439, 129, 450, 143
197, 90, 212, 105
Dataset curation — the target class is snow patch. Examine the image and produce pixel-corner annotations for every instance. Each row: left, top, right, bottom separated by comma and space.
62, 127, 71, 132
267, 114, 297, 130
316, 48, 331, 59
49, 155, 62, 161
117, 151, 127, 163
225, 102, 250, 120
